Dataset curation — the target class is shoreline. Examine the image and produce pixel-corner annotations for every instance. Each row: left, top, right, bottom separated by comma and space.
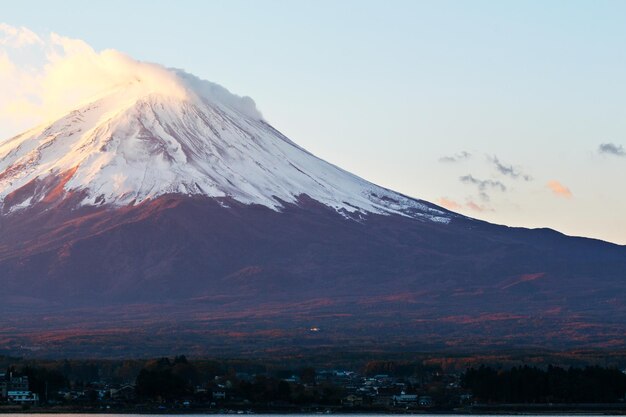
1, 404, 626, 415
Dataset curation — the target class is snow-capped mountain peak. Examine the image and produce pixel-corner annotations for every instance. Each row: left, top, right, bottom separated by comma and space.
0, 69, 450, 223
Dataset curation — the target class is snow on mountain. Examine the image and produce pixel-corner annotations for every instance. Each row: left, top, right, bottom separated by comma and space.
0, 70, 450, 222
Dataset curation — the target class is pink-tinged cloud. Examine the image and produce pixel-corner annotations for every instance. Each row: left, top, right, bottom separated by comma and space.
437, 197, 493, 213
547, 180, 572, 198
436, 197, 462, 211
466, 201, 491, 212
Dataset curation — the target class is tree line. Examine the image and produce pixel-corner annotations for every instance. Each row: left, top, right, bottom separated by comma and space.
134, 356, 342, 405
462, 365, 626, 403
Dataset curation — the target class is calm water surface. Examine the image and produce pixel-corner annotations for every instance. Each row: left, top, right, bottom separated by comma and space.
2, 413, 605, 417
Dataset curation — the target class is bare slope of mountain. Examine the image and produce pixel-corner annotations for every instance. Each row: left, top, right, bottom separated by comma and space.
0, 69, 625, 357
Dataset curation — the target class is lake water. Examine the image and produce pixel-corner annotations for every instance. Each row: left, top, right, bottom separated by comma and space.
2, 413, 605, 417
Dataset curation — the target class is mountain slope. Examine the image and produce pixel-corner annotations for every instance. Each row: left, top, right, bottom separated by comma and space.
1, 194, 625, 357
0, 69, 625, 357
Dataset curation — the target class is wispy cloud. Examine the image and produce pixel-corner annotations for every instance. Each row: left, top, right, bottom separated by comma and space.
598, 142, 625, 157
547, 180, 572, 199
465, 200, 492, 212
459, 175, 506, 202
459, 174, 506, 192
437, 197, 492, 212
439, 151, 471, 163
488, 155, 532, 181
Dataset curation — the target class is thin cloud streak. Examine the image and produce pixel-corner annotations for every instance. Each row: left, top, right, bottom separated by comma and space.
439, 151, 471, 163
466, 201, 492, 212
488, 155, 532, 181
459, 174, 506, 192
437, 196, 492, 213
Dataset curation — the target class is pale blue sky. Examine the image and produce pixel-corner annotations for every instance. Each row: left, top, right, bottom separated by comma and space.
2, 0, 626, 243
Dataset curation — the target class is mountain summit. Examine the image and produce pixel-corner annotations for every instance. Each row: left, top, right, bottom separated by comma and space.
0, 70, 448, 222
0, 69, 625, 358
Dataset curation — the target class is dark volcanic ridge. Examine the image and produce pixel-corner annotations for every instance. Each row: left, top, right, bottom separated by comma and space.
1, 194, 625, 357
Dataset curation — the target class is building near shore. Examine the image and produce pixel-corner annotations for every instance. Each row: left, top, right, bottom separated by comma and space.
7, 390, 39, 404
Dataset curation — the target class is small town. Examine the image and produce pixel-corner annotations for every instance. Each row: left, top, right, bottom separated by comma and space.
1, 356, 625, 413
0, 359, 469, 412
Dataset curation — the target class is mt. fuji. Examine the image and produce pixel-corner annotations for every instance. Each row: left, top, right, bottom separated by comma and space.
0, 70, 447, 222
0, 67, 624, 357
